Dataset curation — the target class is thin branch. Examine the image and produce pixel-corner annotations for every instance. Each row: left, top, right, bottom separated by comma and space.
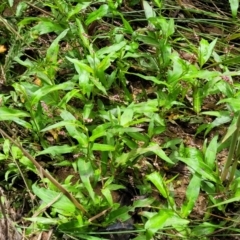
0, 129, 88, 215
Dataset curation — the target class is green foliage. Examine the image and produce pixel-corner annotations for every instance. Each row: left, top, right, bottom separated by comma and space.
1, 0, 240, 239
229, 0, 239, 18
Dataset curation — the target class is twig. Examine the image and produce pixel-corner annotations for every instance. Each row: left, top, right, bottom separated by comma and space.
32, 193, 62, 218
0, 129, 88, 215
0, 15, 22, 40
25, 2, 54, 18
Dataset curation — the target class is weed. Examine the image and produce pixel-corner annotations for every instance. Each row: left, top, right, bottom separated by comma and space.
1, 0, 240, 239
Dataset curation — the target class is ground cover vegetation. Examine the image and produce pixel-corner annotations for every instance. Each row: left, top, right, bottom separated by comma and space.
1, 0, 240, 239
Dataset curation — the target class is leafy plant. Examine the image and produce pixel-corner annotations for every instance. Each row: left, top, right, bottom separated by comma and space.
1, 0, 240, 239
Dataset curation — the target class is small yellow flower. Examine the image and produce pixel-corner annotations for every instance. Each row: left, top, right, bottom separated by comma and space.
0, 45, 7, 54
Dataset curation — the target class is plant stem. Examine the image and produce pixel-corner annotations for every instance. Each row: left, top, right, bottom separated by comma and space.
221, 112, 240, 183
229, 127, 240, 183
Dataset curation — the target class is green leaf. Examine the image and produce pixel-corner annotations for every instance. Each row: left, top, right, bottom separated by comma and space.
164, 213, 190, 228
46, 29, 69, 64
219, 97, 240, 112
97, 54, 113, 72
198, 38, 217, 67
66, 57, 94, 71
108, 126, 145, 135
85, 4, 109, 26
135, 36, 159, 47
128, 99, 159, 113
201, 111, 227, 117
19, 156, 35, 172
101, 183, 125, 206
192, 81, 203, 114
181, 174, 201, 218
92, 143, 115, 151
126, 72, 169, 86
66, 57, 94, 96
204, 135, 218, 170
76, 18, 90, 49
120, 108, 133, 126
122, 136, 138, 149
191, 222, 217, 236
3, 139, 10, 156
178, 156, 218, 183
133, 197, 155, 208
83, 103, 93, 120
75, 235, 109, 240
147, 172, 167, 198
41, 120, 85, 133
221, 120, 237, 143
11, 145, 22, 159
229, 0, 239, 18
0, 154, 6, 161
18, 17, 39, 27
145, 210, 173, 237
97, 41, 126, 57
36, 145, 77, 157
89, 123, 111, 142
208, 195, 240, 208
60, 110, 88, 147
127, 132, 149, 143
186, 69, 219, 81
32, 184, 76, 214
167, 53, 185, 85
101, 188, 113, 205
149, 17, 175, 38
8, 0, 14, 7
30, 82, 75, 106
15, 2, 28, 17
31, 19, 64, 35
77, 158, 95, 202
143, 0, 156, 19
58, 89, 80, 109
201, 181, 224, 211
204, 115, 232, 136
150, 143, 174, 164
215, 79, 234, 97
116, 144, 174, 166
67, 2, 91, 20
0, 107, 30, 119
91, 77, 107, 95
153, 0, 162, 8
119, 14, 133, 33
107, 206, 132, 224
25, 217, 59, 225
0, 107, 31, 128
221, 56, 240, 66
